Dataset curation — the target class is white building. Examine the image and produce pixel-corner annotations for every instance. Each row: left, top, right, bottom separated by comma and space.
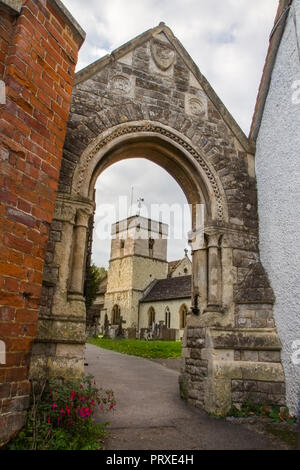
251, 0, 300, 415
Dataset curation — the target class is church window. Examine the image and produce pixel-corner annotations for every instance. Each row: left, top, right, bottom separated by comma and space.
165, 307, 171, 328
112, 304, 121, 325
148, 307, 155, 327
179, 304, 188, 329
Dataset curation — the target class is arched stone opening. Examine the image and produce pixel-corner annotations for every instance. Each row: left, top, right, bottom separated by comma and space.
29, 21, 285, 414
29, 122, 285, 415
72, 122, 228, 226
29, 124, 285, 414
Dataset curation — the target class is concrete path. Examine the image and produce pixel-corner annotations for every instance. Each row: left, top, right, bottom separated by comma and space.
85, 344, 280, 450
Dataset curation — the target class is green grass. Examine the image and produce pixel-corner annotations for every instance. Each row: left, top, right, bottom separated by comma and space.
87, 337, 182, 359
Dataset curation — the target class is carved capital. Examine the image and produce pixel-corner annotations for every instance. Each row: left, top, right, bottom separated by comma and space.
75, 208, 92, 228
54, 202, 76, 224
206, 232, 222, 248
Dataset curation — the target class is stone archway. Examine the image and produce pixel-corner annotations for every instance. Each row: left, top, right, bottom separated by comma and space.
30, 23, 285, 414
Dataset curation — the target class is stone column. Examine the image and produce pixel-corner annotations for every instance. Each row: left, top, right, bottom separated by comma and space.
192, 239, 208, 309
220, 234, 233, 311
69, 209, 90, 295
30, 197, 94, 382
207, 233, 222, 307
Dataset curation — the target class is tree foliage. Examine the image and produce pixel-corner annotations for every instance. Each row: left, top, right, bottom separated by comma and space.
85, 264, 107, 309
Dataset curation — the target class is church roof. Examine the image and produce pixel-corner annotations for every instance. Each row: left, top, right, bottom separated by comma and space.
97, 275, 108, 295
168, 259, 182, 276
140, 275, 191, 303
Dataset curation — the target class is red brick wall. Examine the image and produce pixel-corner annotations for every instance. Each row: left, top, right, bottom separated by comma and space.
0, 0, 83, 445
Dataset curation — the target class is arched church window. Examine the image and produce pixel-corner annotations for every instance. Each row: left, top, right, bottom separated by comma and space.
112, 304, 121, 325
148, 307, 155, 327
165, 306, 171, 328
179, 304, 188, 329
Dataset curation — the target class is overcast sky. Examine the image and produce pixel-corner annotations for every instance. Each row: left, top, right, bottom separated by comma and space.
62, 0, 278, 268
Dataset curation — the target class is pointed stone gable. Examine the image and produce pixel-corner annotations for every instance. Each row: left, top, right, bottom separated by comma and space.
73, 23, 252, 154
60, 24, 257, 233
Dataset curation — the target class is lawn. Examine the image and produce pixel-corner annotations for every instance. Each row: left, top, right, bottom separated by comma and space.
87, 337, 182, 359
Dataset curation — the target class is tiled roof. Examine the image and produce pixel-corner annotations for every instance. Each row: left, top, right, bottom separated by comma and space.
97, 275, 107, 295
140, 275, 191, 303
168, 259, 182, 276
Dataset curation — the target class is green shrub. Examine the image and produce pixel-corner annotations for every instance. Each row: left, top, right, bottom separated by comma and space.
227, 401, 296, 424
8, 375, 116, 450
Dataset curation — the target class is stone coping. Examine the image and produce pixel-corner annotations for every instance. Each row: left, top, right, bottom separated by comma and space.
49, 0, 86, 46
0, 0, 86, 45
0, 0, 22, 13
250, 0, 292, 141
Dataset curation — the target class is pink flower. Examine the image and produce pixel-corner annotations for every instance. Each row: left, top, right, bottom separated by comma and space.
52, 403, 57, 410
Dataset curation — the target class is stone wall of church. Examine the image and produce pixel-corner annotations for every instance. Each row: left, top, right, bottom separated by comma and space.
139, 298, 189, 332
105, 254, 168, 328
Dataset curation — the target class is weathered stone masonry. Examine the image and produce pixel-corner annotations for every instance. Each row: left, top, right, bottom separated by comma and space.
0, 0, 85, 445
34, 23, 286, 416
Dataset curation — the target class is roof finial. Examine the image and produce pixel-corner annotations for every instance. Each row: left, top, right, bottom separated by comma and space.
136, 197, 144, 216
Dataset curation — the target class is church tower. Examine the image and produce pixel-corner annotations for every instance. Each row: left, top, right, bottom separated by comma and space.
104, 215, 168, 328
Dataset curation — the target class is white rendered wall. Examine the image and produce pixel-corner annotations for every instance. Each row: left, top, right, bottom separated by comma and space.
255, 2, 300, 416
139, 298, 189, 332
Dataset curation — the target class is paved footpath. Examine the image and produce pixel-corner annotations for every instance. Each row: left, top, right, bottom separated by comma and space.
85, 344, 281, 450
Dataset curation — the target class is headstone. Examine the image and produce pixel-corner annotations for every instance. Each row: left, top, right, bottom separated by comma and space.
116, 315, 126, 338
127, 327, 137, 340
103, 313, 110, 338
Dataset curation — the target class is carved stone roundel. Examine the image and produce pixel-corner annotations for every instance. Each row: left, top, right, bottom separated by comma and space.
111, 75, 131, 94
151, 39, 176, 71
189, 98, 205, 116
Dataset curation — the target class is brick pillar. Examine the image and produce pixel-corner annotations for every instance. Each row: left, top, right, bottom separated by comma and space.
0, 0, 85, 446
